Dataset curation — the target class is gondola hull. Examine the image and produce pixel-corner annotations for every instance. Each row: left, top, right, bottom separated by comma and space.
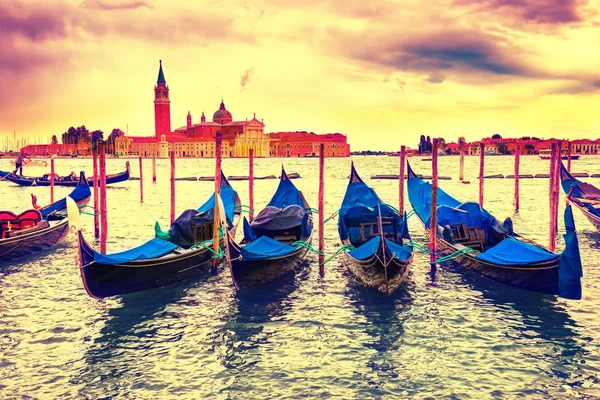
2, 162, 130, 187
433, 233, 559, 295
570, 200, 600, 232
0, 218, 70, 262
78, 231, 230, 299
228, 234, 312, 290
342, 241, 413, 295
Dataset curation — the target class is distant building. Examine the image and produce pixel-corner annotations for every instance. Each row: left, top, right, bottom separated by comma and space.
114, 61, 349, 158
269, 132, 350, 157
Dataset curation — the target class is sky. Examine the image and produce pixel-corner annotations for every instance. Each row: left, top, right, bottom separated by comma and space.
1, 0, 600, 150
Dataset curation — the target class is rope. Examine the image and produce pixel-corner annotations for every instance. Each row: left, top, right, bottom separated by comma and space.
291, 240, 325, 256
405, 210, 416, 219
323, 209, 340, 224
319, 244, 356, 266
404, 241, 478, 262
190, 239, 224, 258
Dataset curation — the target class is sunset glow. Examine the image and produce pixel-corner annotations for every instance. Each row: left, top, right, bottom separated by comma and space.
2, 0, 600, 150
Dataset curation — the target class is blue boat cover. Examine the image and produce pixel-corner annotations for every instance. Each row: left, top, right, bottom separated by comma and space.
40, 179, 91, 218
94, 237, 179, 264
348, 236, 412, 261
339, 165, 408, 242
407, 173, 460, 228
475, 237, 557, 265
240, 235, 297, 260
197, 180, 238, 222
558, 205, 583, 300
436, 202, 497, 242
266, 169, 306, 210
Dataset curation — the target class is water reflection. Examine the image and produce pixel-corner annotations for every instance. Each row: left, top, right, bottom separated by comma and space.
345, 273, 414, 391
74, 280, 196, 396
217, 268, 305, 373
450, 263, 585, 358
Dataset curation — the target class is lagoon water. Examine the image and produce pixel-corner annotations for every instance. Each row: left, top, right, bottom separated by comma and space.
1, 155, 599, 399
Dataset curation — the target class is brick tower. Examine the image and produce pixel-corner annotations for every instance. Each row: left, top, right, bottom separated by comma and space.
154, 60, 171, 138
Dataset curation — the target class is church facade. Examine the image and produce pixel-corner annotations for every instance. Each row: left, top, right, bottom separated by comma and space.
114, 61, 350, 158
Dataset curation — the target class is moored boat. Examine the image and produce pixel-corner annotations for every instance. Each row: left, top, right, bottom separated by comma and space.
407, 162, 583, 299
227, 167, 313, 290
1, 162, 130, 187
0, 172, 91, 262
560, 163, 600, 231
74, 172, 241, 299
338, 163, 414, 295
539, 149, 580, 160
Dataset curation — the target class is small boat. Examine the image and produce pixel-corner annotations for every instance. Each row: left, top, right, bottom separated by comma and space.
560, 163, 600, 231
0, 172, 91, 262
484, 150, 499, 156
407, 162, 583, 299
227, 167, 313, 289
1, 162, 130, 187
338, 163, 414, 295
74, 172, 242, 299
10, 159, 48, 167
539, 149, 580, 160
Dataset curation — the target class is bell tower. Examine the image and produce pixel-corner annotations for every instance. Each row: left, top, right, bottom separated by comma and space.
154, 60, 171, 138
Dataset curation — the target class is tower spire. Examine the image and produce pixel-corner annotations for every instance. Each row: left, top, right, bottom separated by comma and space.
157, 60, 166, 84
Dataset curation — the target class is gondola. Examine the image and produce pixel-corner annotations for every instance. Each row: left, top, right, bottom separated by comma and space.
560, 163, 600, 232
406, 162, 583, 299
0, 161, 130, 187
0, 172, 91, 262
227, 167, 313, 290
337, 163, 413, 295
73, 171, 241, 299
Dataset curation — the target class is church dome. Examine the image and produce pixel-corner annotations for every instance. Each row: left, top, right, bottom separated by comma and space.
213, 100, 232, 123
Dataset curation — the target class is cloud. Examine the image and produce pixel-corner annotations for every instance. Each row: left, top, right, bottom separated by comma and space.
79, 0, 153, 11
240, 67, 254, 91
329, 28, 536, 82
0, 2, 71, 40
452, 0, 592, 29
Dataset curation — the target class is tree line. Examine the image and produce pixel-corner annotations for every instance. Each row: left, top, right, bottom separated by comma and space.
51, 126, 125, 154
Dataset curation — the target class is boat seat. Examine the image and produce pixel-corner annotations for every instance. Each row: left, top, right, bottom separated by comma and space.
273, 233, 298, 244
0, 210, 43, 238
0, 211, 19, 239
358, 217, 396, 241
5, 220, 49, 238
18, 209, 42, 230
449, 223, 485, 251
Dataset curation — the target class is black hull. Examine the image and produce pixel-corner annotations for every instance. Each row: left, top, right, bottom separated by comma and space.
3, 163, 130, 187
434, 233, 559, 295
0, 219, 70, 262
228, 234, 313, 290
78, 231, 230, 299
342, 241, 413, 295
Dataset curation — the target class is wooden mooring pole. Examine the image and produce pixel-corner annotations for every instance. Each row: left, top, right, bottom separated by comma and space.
249, 149, 254, 221
50, 158, 55, 204
399, 145, 406, 215
318, 143, 325, 271
430, 138, 439, 271
99, 143, 107, 254
479, 142, 485, 208
212, 132, 223, 272
92, 151, 99, 239
139, 156, 144, 203
567, 140, 572, 173
170, 150, 175, 224
549, 142, 557, 252
514, 143, 520, 212
459, 150, 464, 182
152, 153, 157, 183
